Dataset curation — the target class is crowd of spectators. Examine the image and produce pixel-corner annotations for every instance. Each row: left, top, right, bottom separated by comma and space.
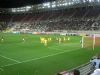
0, 7, 100, 32
87, 54, 100, 75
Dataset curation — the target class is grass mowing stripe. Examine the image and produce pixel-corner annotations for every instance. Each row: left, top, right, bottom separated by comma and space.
0, 54, 21, 63
1, 47, 81, 68
66, 62, 90, 72
48, 47, 79, 51
50, 43, 81, 49
0, 68, 4, 71
48, 47, 64, 51
48, 43, 80, 51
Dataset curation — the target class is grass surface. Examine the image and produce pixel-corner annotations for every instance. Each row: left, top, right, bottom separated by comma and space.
0, 33, 100, 75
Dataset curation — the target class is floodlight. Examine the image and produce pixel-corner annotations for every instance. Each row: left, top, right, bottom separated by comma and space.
26, 6, 31, 9
43, 2, 50, 7
52, 4, 56, 8
12, 9, 16, 12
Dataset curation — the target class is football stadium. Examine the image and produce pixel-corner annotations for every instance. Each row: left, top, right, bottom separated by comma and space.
0, 0, 100, 75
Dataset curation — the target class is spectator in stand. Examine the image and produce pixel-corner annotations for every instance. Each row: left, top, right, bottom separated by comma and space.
90, 54, 100, 70
90, 69, 100, 75
56, 71, 67, 75
56, 69, 80, 75
71, 69, 80, 75
56, 73, 62, 75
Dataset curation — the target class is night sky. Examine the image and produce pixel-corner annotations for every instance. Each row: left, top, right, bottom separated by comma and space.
0, 0, 55, 8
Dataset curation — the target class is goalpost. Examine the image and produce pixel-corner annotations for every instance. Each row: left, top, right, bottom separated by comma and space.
81, 34, 100, 50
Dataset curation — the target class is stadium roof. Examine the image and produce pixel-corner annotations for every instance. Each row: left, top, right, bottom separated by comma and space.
0, 0, 55, 8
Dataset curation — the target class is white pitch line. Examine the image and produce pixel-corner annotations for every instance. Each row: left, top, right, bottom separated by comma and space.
50, 43, 80, 48
1, 47, 81, 67
48, 43, 80, 51
48, 44, 80, 51
0, 54, 21, 63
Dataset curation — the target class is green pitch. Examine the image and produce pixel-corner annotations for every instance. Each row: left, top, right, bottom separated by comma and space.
0, 33, 100, 75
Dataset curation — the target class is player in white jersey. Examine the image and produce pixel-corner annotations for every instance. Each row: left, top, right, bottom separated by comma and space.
58, 38, 61, 44
22, 38, 25, 42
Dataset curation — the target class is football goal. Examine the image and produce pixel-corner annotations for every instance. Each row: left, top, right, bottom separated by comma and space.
81, 34, 100, 50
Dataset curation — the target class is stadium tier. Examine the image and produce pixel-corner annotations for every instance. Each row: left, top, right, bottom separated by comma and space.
0, 7, 100, 32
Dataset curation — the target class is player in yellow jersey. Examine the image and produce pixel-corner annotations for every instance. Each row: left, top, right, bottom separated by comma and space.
58, 38, 62, 44
68, 37, 70, 41
44, 39, 48, 46
48, 38, 52, 42
63, 37, 66, 42
40, 37, 45, 43
1, 36, 4, 42
49, 38, 51, 41
56, 37, 59, 41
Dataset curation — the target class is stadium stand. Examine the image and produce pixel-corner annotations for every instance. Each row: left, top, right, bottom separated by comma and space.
0, 7, 100, 32
65, 62, 92, 75
56, 62, 92, 75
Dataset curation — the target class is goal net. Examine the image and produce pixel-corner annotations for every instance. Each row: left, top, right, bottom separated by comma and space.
82, 34, 100, 50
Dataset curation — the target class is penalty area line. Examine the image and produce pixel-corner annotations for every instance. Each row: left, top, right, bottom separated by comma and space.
1, 47, 81, 68
0, 54, 21, 63
50, 43, 80, 49
48, 43, 80, 51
